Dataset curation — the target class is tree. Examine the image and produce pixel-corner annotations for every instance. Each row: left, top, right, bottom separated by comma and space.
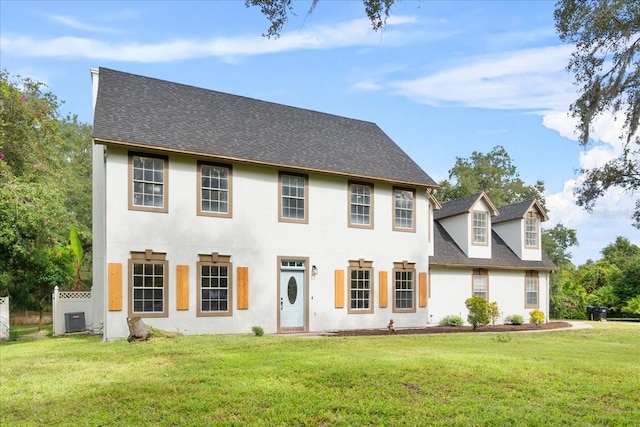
436, 145, 546, 208
541, 222, 579, 267
601, 236, 640, 268
246, 0, 397, 38
554, 1, 640, 228
0, 71, 86, 310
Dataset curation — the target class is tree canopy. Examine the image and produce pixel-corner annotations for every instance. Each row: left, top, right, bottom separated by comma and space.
555, 0, 640, 228
436, 145, 546, 208
0, 71, 92, 310
245, 0, 397, 38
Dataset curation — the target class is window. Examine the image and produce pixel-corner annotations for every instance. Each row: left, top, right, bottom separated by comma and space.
279, 173, 308, 223
129, 250, 168, 317
472, 211, 488, 245
525, 271, 539, 308
197, 253, 232, 316
472, 268, 488, 300
348, 259, 373, 313
393, 187, 415, 232
348, 182, 373, 228
393, 261, 416, 312
198, 162, 232, 217
525, 212, 539, 248
129, 153, 168, 212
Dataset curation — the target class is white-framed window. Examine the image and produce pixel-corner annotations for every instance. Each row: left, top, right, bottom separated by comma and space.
525, 271, 539, 308
349, 182, 373, 228
525, 212, 539, 248
393, 187, 415, 232
348, 259, 373, 313
472, 211, 488, 245
198, 162, 231, 217
129, 153, 168, 212
472, 268, 488, 300
197, 253, 232, 316
279, 173, 308, 223
393, 261, 416, 312
129, 250, 168, 318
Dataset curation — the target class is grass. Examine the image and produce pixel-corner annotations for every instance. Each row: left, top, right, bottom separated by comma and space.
1, 322, 639, 426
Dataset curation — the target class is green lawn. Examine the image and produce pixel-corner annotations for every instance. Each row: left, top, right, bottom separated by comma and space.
1, 322, 639, 426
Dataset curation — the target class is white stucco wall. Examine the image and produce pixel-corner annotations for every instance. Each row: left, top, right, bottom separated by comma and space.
439, 215, 468, 255
98, 148, 432, 339
429, 267, 550, 326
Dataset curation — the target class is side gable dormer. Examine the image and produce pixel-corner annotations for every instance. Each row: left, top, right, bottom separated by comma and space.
434, 192, 499, 259
492, 199, 548, 261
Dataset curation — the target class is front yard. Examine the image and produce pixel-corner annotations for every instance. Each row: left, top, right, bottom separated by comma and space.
1, 322, 638, 426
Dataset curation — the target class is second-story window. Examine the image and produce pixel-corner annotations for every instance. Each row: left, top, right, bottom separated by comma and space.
198, 162, 232, 217
349, 182, 373, 228
279, 173, 308, 223
525, 212, 539, 248
472, 211, 488, 245
130, 153, 168, 212
393, 188, 415, 232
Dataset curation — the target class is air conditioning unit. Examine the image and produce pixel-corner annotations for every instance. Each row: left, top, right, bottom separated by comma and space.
64, 312, 86, 333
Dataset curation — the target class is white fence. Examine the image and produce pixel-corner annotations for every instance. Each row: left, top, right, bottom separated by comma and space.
0, 296, 9, 341
52, 287, 95, 336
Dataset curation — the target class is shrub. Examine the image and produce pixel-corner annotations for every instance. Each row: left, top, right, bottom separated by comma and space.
465, 296, 490, 330
504, 314, 524, 325
530, 309, 545, 326
252, 326, 264, 337
438, 315, 463, 327
488, 301, 500, 326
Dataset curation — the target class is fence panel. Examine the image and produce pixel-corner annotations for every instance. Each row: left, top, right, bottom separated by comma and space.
0, 297, 9, 341
52, 287, 95, 336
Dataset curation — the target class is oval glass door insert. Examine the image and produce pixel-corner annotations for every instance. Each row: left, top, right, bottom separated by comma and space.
287, 277, 298, 304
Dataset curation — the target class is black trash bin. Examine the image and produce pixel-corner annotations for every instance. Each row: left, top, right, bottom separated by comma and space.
595, 306, 607, 321
587, 306, 607, 321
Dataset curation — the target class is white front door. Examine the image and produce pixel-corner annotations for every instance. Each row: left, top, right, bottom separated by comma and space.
279, 261, 306, 332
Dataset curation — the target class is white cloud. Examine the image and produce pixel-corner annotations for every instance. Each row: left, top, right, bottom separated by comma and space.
47, 15, 119, 34
353, 80, 383, 92
391, 45, 576, 112
0, 16, 420, 63
543, 110, 639, 264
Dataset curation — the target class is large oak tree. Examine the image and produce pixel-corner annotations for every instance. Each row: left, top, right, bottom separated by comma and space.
555, 0, 640, 228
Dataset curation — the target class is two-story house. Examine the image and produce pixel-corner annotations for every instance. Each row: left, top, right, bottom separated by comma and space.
91, 68, 439, 340
429, 192, 556, 324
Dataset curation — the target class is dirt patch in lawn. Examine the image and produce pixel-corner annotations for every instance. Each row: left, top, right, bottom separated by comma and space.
326, 321, 572, 337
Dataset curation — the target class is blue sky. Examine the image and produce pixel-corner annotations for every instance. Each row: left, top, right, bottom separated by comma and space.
1, 0, 637, 264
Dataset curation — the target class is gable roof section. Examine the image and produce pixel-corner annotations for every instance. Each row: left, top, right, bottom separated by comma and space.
93, 67, 436, 188
434, 192, 499, 220
429, 222, 556, 270
493, 199, 549, 223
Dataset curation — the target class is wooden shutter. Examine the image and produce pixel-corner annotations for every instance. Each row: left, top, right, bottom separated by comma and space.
419, 272, 428, 308
108, 263, 122, 311
379, 270, 388, 308
334, 269, 344, 308
176, 265, 189, 310
237, 266, 249, 310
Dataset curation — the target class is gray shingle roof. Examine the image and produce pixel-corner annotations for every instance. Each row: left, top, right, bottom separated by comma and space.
93, 67, 436, 187
493, 199, 549, 223
429, 223, 556, 270
434, 192, 498, 220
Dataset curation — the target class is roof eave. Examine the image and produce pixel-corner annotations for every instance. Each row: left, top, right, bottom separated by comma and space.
93, 137, 439, 189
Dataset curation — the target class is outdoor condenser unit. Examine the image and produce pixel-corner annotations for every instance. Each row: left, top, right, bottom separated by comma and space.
64, 312, 86, 333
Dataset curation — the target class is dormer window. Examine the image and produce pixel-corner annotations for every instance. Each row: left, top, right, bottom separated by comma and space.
525, 212, 539, 248
472, 211, 488, 245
